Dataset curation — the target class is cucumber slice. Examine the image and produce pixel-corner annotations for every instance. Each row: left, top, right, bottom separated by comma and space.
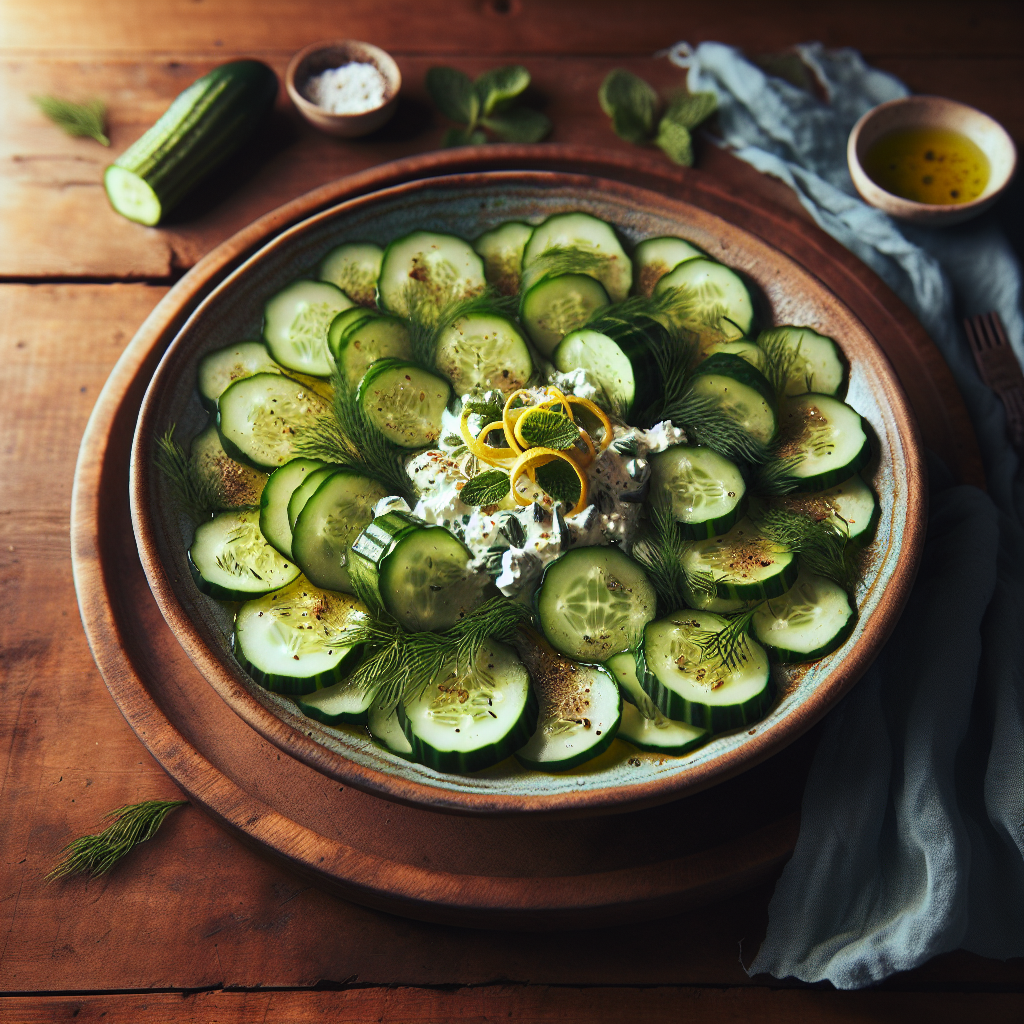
758, 326, 846, 397
297, 676, 375, 726
640, 610, 772, 731
189, 509, 300, 601
688, 352, 777, 445
287, 466, 337, 531
473, 221, 532, 295
519, 273, 610, 357
434, 313, 533, 395
703, 338, 767, 372
234, 578, 366, 694
356, 359, 450, 449
190, 424, 269, 509
399, 640, 538, 773
377, 230, 486, 321
329, 313, 412, 389
318, 242, 383, 307
259, 457, 328, 559
618, 702, 708, 756
772, 474, 878, 543
650, 445, 747, 539
522, 212, 632, 302
681, 518, 798, 601
217, 372, 329, 470
291, 470, 390, 594
605, 650, 650, 708
515, 660, 621, 772
752, 571, 855, 662
681, 579, 761, 615
536, 546, 657, 662
632, 236, 703, 296
197, 341, 284, 412
368, 702, 414, 758
777, 394, 870, 492
328, 306, 377, 342
263, 280, 355, 377
655, 257, 754, 340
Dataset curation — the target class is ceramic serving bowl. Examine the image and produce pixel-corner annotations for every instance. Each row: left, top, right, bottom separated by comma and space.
131, 170, 925, 817
848, 95, 1017, 226
286, 39, 401, 137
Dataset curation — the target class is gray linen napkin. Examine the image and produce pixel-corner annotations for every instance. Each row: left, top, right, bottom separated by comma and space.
665, 40, 1023, 988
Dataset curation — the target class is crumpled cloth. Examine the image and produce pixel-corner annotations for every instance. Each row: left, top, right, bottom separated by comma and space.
664, 41, 1024, 988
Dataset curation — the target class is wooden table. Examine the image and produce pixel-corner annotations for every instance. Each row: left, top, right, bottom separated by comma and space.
1, 2, 1021, 1020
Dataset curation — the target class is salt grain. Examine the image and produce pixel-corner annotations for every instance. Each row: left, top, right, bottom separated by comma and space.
305, 62, 387, 115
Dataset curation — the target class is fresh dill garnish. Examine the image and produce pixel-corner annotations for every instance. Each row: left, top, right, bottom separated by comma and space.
752, 452, 803, 495
33, 95, 110, 145
751, 505, 855, 588
526, 244, 610, 282
756, 328, 806, 399
688, 607, 761, 672
659, 390, 772, 464
47, 799, 187, 880
154, 424, 224, 521
632, 508, 715, 615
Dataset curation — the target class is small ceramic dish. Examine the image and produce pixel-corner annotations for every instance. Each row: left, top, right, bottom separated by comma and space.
286, 39, 401, 137
848, 96, 1017, 226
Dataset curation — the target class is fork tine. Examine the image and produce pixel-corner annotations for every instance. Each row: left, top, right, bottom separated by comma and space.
989, 311, 1012, 350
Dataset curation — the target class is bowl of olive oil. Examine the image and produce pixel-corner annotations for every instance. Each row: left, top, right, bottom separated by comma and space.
848, 96, 1016, 225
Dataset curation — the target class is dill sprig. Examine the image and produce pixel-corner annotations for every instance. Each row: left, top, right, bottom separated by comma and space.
660, 390, 772, 464
751, 505, 855, 588
632, 508, 715, 616
47, 800, 187, 881
757, 327, 805, 400
33, 95, 109, 145
154, 425, 223, 521
688, 607, 761, 672
752, 453, 804, 495
528, 244, 610, 281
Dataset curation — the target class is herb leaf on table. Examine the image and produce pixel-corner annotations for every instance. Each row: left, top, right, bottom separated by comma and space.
33, 95, 110, 145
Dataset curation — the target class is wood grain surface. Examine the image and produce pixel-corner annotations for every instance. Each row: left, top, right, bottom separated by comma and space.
2, 0, 1021, 1019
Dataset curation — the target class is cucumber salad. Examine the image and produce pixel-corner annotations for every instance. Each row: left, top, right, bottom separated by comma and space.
159, 211, 878, 776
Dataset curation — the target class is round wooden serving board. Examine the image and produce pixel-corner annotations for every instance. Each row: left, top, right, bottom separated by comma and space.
71, 147, 968, 929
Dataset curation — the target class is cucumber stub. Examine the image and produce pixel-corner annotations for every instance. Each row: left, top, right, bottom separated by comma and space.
617, 702, 708, 756
297, 677, 375, 726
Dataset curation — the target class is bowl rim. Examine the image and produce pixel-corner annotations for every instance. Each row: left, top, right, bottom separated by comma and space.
285, 38, 401, 120
847, 94, 1018, 215
130, 169, 927, 818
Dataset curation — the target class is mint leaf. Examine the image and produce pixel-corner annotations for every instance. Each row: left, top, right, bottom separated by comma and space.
427, 66, 479, 125
534, 460, 581, 507
461, 469, 511, 506
662, 91, 717, 131
474, 65, 531, 115
655, 119, 694, 166
481, 106, 551, 143
518, 409, 579, 450
443, 126, 487, 147
598, 69, 658, 144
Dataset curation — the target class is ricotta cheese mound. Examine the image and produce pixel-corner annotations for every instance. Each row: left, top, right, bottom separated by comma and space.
304, 62, 387, 115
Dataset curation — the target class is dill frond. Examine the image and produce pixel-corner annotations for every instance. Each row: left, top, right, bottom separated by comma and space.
34, 95, 109, 145
751, 505, 854, 588
659, 390, 772, 464
632, 508, 715, 616
154, 425, 223, 521
757, 328, 804, 400
47, 799, 187, 880
527, 244, 610, 282
752, 453, 803, 495
688, 607, 761, 672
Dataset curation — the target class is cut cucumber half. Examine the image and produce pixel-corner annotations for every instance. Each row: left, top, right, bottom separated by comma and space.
649, 445, 747, 539
291, 470, 390, 594
368, 702, 414, 758
234, 578, 366, 694
618, 702, 708, 756
297, 677, 375, 726
190, 423, 269, 509
328, 313, 412, 389
377, 230, 486, 322
515, 660, 621, 772
189, 508, 300, 601
655, 257, 754, 340
473, 221, 532, 295
318, 241, 383, 308
752, 571, 855, 662
687, 352, 777, 445
632, 236, 703, 296
776, 394, 870, 492
640, 610, 772, 731
263, 280, 355, 377
522, 212, 632, 302
536, 546, 657, 662
356, 359, 450, 449
217, 372, 329, 470
772, 474, 878, 543
758, 326, 846, 397
519, 273, 610, 357
399, 640, 537, 773
703, 338, 767, 373
197, 341, 283, 412
434, 313, 533, 395
287, 466, 337, 531
681, 518, 798, 601
259, 457, 328, 559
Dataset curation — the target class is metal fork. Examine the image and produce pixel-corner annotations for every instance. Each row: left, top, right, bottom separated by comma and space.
963, 311, 1024, 456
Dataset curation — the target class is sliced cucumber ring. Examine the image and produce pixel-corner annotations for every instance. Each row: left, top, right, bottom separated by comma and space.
758, 326, 846, 397
681, 518, 797, 601
368, 702, 413, 758
618, 702, 708, 756
434, 312, 533, 395
234, 578, 366, 694
329, 313, 412, 389
297, 677, 375, 726
752, 571, 855, 663
263, 279, 355, 376
473, 221, 532, 295
189, 508, 300, 601
655, 257, 754, 340
536, 546, 657, 662
640, 610, 772, 731
197, 340, 283, 412
400, 640, 538, 773
259, 457, 328, 559
687, 352, 777, 445
356, 359, 450, 449
650, 444, 747, 539
702, 338, 767, 373
519, 273, 610, 357
772, 474, 878, 543
318, 241, 383, 308
287, 466, 337, 531
776, 394, 870, 492
632, 236, 703, 296
190, 423, 268, 509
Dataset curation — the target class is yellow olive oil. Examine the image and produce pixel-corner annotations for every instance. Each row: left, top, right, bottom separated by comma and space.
863, 127, 990, 205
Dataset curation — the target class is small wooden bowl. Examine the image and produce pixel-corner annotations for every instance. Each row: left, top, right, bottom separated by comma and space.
286, 40, 400, 138
848, 96, 1017, 226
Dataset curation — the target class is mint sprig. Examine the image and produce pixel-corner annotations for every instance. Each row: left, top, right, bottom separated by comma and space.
517, 409, 579, 450
427, 65, 551, 147
461, 469, 511, 506
598, 70, 716, 166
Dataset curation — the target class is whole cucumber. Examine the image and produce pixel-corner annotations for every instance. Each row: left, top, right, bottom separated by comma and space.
104, 60, 278, 226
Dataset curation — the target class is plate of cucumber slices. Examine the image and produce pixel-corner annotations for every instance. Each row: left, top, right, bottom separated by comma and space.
131, 170, 924, 816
